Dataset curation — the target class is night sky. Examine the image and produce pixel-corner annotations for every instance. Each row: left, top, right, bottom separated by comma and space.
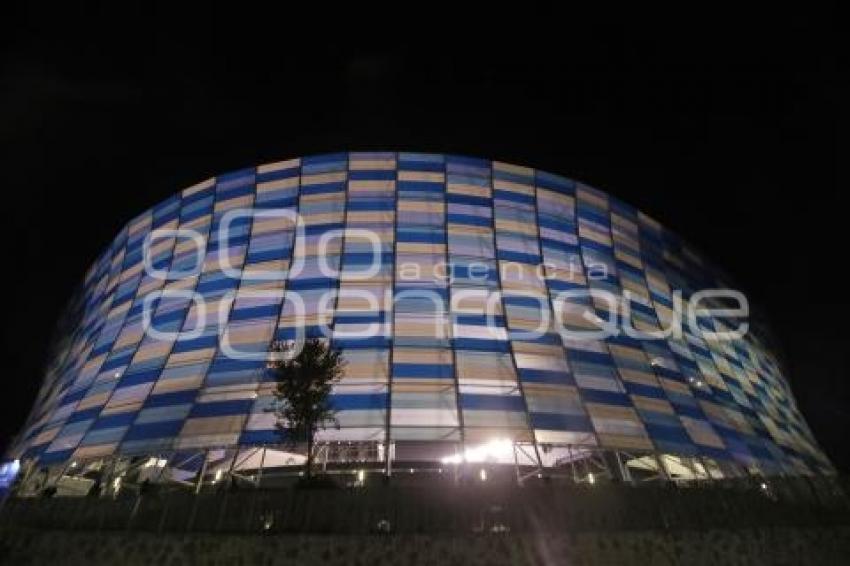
2, 6, 844, 471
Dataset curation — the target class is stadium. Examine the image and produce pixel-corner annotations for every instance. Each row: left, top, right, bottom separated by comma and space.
4, 152, 832, 495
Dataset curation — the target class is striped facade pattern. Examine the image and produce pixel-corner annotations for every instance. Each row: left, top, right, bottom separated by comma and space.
10, 152, 831, 476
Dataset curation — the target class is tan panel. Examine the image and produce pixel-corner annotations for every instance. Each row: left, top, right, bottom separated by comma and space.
72, 443, 118, 461
523, 382, 580, 399
167, 347, 215, 366
119, 261, 144, 281
182, 177, 215, 197
180, 215, 211, 233
349, 158, 395, 170
598, 433, 654, 451
611, 213, 638, 233
196, 386, 257, 403
618, 368, 658, 387
252, 214, 297, 233
101, 400, 144, 416
343, 360, 389, 381
456, 358, 516, 382
398, 170, 444, 183
398, 201, 444, 214
495, 219, 537, 236
511, 341, 564, 357
180, 415, 246, 437
393, 318, 448, 338
133, 341, 173, 364
494, 179, 534, 195
151, 375, 203, 395
507, 317, 547, 332
302, 212, 344, 225
545, 265, 586, 286
257, 158, 300, 174
223, 321, 275, 346
242, 261, 289, 280
301, 191, 346, 204
76, 391, 110, 411
616, 249, 643, 270
112, 325, 144, 350
148, 236, 175, 257
447, 183, 490, 198
31, 426, 61, 446
392, 347, 452, 365
128, 214, 151, 236
579, 225, 612, 246
493, 161, 533, 176
396, 242, 445, 255
577, 186, 608, 210
136, 277, 164, 298
632, 396, 674, 415
447, 223, 492, 237
347, 211, 395, 223
609, 344, 646, 364
680, 417, 725, 448
301, 171, 346, 185
257, 175, 299, 193
214, 194, 252, 212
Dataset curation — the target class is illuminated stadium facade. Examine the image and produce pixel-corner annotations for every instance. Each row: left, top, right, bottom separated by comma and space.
7, 152, 832, 492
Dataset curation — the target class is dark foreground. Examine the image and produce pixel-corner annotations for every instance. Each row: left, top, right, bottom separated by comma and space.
2, 479, 849, 565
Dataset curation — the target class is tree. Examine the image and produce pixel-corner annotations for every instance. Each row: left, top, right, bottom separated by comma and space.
267, 338, 345, 479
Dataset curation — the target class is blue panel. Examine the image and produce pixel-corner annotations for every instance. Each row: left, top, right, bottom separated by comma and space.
531, 413, 593, 432
460, 395, 525, 411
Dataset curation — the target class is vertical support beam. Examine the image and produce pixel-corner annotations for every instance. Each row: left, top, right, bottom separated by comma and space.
614, 451, 633, 484
50, 459, 74, 489
256, 446, 267, 487
225, 448, 239, 478
14, 459, 37, 497
595, 448, 612, 480
567, 445, 577, 483
654, 453, 669, 482
101, 456, 114, 498
699, 456, 717, 480
153, 453, 172, 484
513, 442, 522, 486
384, 441, 392, 478
685, 456, 701, 480
195, 450, 209, 495
485, 162, 544, 476
441, 157, 467, 469
385, 153, 399, 483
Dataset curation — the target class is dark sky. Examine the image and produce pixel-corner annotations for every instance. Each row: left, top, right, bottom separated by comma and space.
1, 5, 844, 470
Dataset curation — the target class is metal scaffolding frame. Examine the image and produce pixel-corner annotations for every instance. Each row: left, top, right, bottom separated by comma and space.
11, 438, 819, 500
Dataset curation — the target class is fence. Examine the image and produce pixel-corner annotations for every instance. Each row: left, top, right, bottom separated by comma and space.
2, 475, 848, 536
